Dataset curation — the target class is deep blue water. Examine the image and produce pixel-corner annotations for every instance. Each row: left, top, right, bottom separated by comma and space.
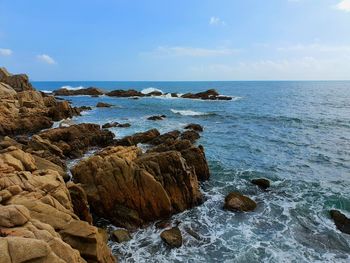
34, 81, 350, 262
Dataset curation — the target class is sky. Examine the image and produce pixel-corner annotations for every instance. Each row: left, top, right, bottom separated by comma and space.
0, 0, 350, 81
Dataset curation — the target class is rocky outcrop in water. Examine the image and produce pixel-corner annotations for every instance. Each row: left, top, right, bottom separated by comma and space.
0, 68, 85, 136
147, 115, 166, 121
53, 87, 104, 96
106, 89, 145, 97
181, 89, 232, 100
330, 210, 350, 234
251, 178, 270, 190
224, 192, 257, 212
0, 146, 116, 263
160, 227, 182, 248
96, 102, 113, 108
102, 122, 131, 129
184, 123, 203, 132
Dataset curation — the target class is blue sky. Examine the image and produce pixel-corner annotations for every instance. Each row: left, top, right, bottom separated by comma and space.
0, 0, 350, 80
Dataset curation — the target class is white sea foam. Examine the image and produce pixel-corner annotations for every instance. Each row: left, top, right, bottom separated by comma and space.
60, 85, 85, 90
141, 87, 163, 94
40, 90, 53, 93
170, 109, 212, 116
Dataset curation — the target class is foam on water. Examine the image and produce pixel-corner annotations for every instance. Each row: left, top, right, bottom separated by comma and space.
60, 85, 85, 90
170, 109, 214, 116
141, 87, 163, 94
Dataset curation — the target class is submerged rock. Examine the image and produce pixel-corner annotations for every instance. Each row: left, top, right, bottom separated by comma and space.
330, 210, 350, 234
251, 178, 270, 190
112, 229, 132, 243
181, 89, 232, 100
224, 192, 257, 212
160, 227, 182, 248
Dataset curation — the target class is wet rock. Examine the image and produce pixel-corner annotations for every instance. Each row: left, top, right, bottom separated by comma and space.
180, 130, 200, 143
330, 210, 350, 234
147, 91, 162, 96
96, 102, 113, 108
147, 115, 166, 121
171, 93, 178, 97
251, 178, 270, 190
160, 227, 182, 248
53, 87, 104, 96
112, 229, 132, 243
184, 123, 203, 132
59, 118, 76, 128
148, 130, 180, 145
184, 227, 201, 240
155, 220, 172, 229
181, 89, 232, 100
102, 122, 131, 129
106, 89, 144, 97
224, 192, 257, 212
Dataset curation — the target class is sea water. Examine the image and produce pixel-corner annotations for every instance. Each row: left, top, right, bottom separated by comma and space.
34, 81, 350, 262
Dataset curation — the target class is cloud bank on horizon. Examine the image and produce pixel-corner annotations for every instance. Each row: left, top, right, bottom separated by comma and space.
0, 0, 349, 80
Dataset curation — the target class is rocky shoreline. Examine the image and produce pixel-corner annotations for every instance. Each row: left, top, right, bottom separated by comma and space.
1, 68, 348, 262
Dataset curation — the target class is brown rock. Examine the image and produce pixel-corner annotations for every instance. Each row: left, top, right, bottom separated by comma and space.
160, 227, 182, 248
251, 178, 270, 190
0, 67, 34, 92
147, 115, 166, 121
184, 123, 203, 132
67, 182, 93, 224
224, 192, 257, 212
115, 129, 160, 146
180, 130, 200, 143
96, 102, 113, 108
106, 89, 144, 97
112, 229, 132, 243
181, 89, 232, 100
102, 122, 131, 129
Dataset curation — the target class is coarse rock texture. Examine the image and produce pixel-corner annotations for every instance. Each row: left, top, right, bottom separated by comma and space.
224, 192, 257, 212
0, 68, 84, 136
0, 146, 116, 263
181, 89, 232, 100
53, 87, 104, 96
160, 227, 183, 248
112, 229, 132, 243
36, 123, 115, 159
72, 145, 203, 229
330, 210, 350, 235
106, 89, 145, 97
114, 129, 160, 146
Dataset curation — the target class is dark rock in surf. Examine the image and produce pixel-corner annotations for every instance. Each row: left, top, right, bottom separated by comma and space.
251, 178, 270, 190
160, 227, 182, 248
106, 89, 144, 97
181, 89, 232, 100
330, 210, 350, 234
184, 123, 203, 132
96, 102, 113, 108
180, 130, 200, 143
102, 122, 131, 129
224, 192, 257, 212
147, 115, 166, 121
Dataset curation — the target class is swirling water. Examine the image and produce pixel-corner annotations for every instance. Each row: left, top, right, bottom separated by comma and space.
34, 81, 350, 262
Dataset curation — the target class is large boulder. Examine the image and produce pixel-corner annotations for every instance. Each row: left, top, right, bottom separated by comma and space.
72, 146, 203, 229
330, 210, 350, 234
160, 227, 182, 248
0, 67, 34, 92
224, 192, 257, 212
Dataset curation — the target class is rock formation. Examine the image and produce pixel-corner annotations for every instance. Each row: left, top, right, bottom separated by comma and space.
224, 192, 257, 212
53, 87, 104, 96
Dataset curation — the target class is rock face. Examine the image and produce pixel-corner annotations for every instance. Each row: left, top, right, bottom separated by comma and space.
115, 129, 160, 146
37, 123, 115, 158
224, 192, 257, 212
160, 227, 182, 248
330, 210, 350, 234
181, 89, 232, 100
53, 87, 104, 96
72, 145, 203, 229
0, 68, 84, 136
106, 89, 145, 97
251, 178, 270, 190
0, 146, 116, 263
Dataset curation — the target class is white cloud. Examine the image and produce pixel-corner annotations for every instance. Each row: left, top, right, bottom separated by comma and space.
37, 54, 56, 64
209, 16, 226, 26
144, 46, 239, 57
0, 48, 13, 56
277, 43, 350, 52
335, 0, 350, 12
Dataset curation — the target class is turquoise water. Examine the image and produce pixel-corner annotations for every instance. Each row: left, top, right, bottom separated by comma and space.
34, 81, 350, 262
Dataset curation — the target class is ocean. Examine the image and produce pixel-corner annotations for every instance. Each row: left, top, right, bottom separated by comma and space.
33, 81, 350, 262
